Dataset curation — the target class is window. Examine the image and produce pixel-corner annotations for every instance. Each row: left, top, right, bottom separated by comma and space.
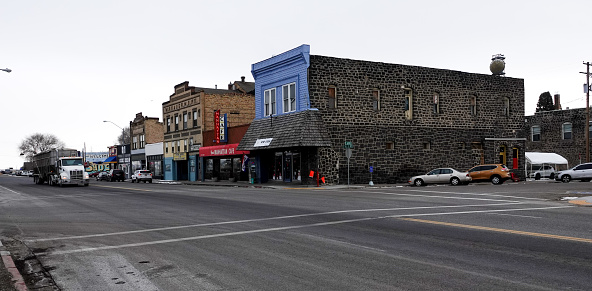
140, 134, 145, 148
469, 96, 477, 115
165, 142, 168, 154
189, 137, 193, 146
193, 110, 198, 128
563, 122, 572, 140
423, 141, 430, 150
433, 93, 440, 114
184, 139, 187, 152
328, 86, 337, 109
175, 115, 179, 131
502, 97, 510, 116
264, 88, 276, 116
404, 88, 413, 120
133, 136, 138, 150
386, 141, 394, 149
282, 83, 296, 113
183, 112, 188, 130
171, 141, 175, 153
372, 89, 380, 111
531, 125, 541, 141
166, 117, 171, 132
177, 140, 180, 152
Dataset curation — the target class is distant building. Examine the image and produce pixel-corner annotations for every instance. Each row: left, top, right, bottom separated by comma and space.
239, 45, 526, 184
130, 112, 164, 174
162, 79, 255, 181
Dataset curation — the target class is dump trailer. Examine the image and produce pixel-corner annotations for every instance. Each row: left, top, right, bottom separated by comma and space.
32, 148, 89, 186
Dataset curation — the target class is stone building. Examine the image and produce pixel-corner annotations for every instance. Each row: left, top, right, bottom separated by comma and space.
522, 107, 591, 167
162, 79, 255, 181
239, 44, 526, 185
130, 112, 164, 176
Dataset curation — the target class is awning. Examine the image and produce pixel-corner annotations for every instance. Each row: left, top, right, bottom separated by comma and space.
104, 156, 117, 163
199, 143, 250, 157
525, 152, 568, 165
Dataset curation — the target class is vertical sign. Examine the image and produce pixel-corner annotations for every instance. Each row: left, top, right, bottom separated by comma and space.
220, 113, 227, 142
214, 110, 220, 144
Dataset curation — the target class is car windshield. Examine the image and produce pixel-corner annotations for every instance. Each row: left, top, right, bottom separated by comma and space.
62, 159, 83, 166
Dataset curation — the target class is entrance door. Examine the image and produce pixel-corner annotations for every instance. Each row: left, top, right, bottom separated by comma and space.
177, 160, 189, 180
283, 153, 292, 182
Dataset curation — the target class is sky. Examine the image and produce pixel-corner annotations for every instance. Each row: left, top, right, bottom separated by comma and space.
1, 0, 590, 169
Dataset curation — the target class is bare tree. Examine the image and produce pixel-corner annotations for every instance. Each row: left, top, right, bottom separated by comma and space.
18, 133, 65, 161
116, 127, 131, 145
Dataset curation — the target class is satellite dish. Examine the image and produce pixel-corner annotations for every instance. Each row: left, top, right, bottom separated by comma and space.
490, 54, 505, 76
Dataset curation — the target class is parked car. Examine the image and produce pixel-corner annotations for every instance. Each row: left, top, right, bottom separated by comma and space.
528, 165, 555, 180
555, 162, 592, 183
467, 164, 511, 185
409, 168, 472, 186
131, 170, 152, 183
109, 169, 126, 182
96, 172, 110, 181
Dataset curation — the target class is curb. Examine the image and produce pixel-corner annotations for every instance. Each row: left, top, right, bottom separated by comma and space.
0, 241, 28, 291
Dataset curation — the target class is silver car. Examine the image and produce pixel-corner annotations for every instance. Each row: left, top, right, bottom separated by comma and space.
409, 168, 472, 186
555, 162, 592, 183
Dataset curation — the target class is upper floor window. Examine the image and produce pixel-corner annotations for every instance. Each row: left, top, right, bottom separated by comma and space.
165, 142, 168, 154
404, 88, 413, 120
469, 96, 477, 115
328, 86, 337, 109
166, 117, 171, 132
176, 140, 180, 152
184, 139, 187, 152
562, 122, 572, 140
183, 112, 188, 130
433, 93, 440, 114
193, 110, 198, 128
175, 115, 179, 131
140, 134, 145, 148
502, 97, 510, 116
283, 83, 296, 113
372, 89, 380, 111
264, 88, 276, 116
133, 136, 138, 150
531, 125, 541, 141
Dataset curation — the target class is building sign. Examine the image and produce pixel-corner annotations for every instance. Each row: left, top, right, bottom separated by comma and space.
85, 152, 109, 163
254, 138, 273, 147
199, 144, 250, 157
190, 144, 201, 152
214, 110, 228, 144
173, 152, 187, 161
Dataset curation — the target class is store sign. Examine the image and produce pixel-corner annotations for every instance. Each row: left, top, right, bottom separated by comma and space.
214, 110, 228, 144
254, 138, 273, 147
173, 153, 187, 161
199, 144, 250, 157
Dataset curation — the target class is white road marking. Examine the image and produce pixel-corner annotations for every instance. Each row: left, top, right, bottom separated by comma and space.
403, 189, 547, 201
350, 190, 522, 202
487, 213, 542, 219
43, 205, 572, 255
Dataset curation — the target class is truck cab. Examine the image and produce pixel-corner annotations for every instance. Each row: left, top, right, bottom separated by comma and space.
54, 157, 90, 186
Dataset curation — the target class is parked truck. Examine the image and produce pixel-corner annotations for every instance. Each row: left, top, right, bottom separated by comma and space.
32, 148, 89, 186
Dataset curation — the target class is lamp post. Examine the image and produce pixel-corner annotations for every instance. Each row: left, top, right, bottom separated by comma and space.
1, 68, 11, 73
103, 120, 132, 180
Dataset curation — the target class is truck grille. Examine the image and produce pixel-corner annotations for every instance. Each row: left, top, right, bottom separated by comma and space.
70, 170, 83, 180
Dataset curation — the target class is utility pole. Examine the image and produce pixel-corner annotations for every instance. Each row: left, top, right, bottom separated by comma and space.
581, 62, 591, 163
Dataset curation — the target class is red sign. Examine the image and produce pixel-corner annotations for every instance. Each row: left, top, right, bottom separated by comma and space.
214, 110, 220, 144
199, 144, 250, 157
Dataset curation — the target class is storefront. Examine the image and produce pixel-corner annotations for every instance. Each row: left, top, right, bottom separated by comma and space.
146, 143, 163, 179
199, 143, 250, 182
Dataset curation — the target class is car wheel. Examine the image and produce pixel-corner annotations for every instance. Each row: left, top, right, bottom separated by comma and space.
131, 179, 134, 183
450, 177, 460, 186
561, 175, 571, 183
414, 179, 424, 186
549, 173, 555, 180
535, 173, 541, 180
149, 180, 152, 183
491, 175, 502, 185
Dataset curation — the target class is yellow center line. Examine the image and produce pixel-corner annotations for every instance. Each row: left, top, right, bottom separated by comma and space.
400, 218, 592, 244
93, 185, 154, 192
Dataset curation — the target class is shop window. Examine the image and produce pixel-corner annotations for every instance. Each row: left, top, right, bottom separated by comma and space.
563, 122, 572, 139
328, 86, 337, 109
372, 89, 380, 111
531, 125, 541, 141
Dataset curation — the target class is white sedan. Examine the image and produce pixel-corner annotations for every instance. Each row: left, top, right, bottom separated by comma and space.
409, 168, 472, 186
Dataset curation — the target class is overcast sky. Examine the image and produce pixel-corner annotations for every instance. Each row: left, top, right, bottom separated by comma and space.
1, 0, 590, 169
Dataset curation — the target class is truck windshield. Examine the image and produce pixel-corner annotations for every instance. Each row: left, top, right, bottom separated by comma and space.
62, 159, 83, 166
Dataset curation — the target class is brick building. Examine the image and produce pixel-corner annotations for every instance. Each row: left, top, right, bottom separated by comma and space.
522, 107, 591, 167
162, 79, 255, 181
130, 112, 164, 177
239, 45, 526, 185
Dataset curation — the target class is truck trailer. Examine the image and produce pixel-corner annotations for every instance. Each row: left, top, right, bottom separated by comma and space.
32, 148, 89, 186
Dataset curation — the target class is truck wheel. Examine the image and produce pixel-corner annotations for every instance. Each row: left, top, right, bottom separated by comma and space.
535, 173, 541, 180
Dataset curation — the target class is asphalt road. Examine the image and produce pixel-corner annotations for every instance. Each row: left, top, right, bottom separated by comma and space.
1, 175, 592, 290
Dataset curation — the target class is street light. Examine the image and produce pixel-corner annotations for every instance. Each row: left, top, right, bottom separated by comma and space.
1, 68, 11, 73
103, 120, 132, 180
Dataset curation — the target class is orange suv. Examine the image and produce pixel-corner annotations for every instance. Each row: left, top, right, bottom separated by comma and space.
467, 164, 511, 185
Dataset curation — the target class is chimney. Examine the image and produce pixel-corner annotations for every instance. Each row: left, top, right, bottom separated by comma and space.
554, 94, 562, 110
241, 76, 245, 82
228, 82, 233, 90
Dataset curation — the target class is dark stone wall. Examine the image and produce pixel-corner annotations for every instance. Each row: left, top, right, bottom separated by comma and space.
522, 108, 591, 167
308, 55, 526, 183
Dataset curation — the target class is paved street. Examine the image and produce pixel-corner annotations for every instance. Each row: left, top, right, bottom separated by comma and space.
1, 175, 592, 290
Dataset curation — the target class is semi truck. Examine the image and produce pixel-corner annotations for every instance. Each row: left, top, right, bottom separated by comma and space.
32, 148, 89, 186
